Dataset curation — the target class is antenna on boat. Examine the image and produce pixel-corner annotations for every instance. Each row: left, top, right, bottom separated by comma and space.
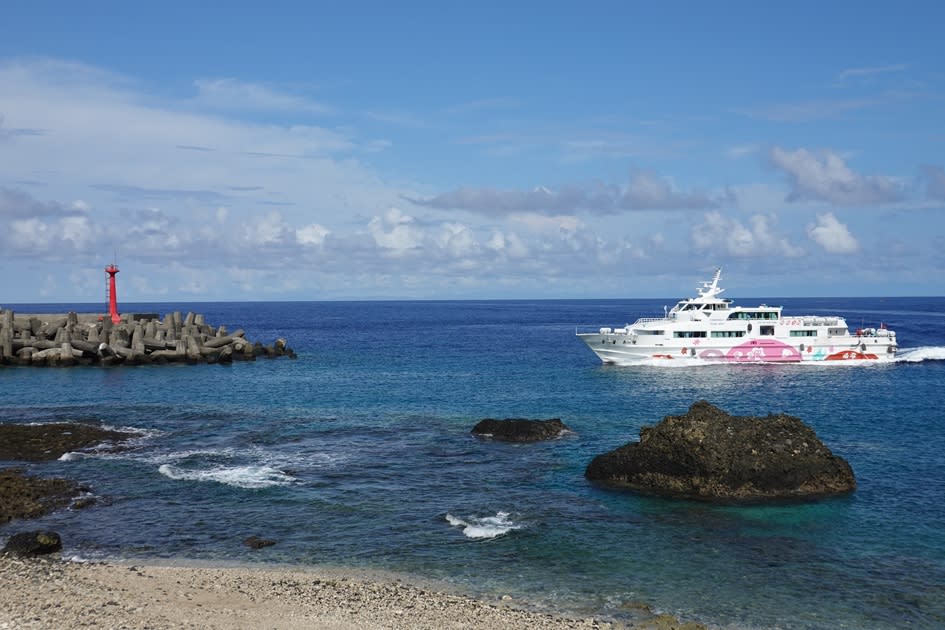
697, 267, 724, 299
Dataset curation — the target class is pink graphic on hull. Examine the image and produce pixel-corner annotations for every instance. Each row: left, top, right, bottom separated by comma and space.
697, 339, 803, 362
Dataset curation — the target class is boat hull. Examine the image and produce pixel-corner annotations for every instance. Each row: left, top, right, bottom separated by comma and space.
577, 332, 897, 364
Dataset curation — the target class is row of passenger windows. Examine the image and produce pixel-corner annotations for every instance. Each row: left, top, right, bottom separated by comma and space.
680, 303, 729, 311
673, 330, 750, 338
664, 327, 843, 338
727, 311, 779, 320
672, 329, 820, 338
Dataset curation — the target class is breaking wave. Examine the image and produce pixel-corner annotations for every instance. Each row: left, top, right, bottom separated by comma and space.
445, 511, 522, 540
157, 463, 296, 489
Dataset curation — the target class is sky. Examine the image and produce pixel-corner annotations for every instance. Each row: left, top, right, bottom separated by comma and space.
1, 1, 943, 303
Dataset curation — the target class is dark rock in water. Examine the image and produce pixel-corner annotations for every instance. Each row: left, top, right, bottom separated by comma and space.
2, 530, 62, 556
585, 400, 856, 502
71, 496, 97, 510
471, 418, 571, 442
0, 468, 79, 523
0, 422, 136, 461
243, 535, 276, 549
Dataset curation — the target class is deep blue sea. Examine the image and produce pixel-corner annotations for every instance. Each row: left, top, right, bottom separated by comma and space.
2, 297, 944, 629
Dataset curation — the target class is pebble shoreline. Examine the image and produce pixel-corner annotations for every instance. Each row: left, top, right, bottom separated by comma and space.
0, 555, 707, 629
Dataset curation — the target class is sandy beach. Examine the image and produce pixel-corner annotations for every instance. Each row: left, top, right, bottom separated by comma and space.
0, 555, 702, 629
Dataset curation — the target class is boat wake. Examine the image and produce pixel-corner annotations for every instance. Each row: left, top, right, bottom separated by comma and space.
895, 346, 945, 363
600, 347, 945, 367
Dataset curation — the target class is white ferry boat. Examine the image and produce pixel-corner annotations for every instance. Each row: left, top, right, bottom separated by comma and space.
577, 269, 897, 364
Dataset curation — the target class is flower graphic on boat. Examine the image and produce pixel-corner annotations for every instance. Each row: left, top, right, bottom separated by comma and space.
725, 340, 803, 363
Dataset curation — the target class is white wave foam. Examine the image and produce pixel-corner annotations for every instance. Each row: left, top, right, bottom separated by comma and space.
895, 346, 945, 363
445, 511, 522, 539
158, 463, 296, 489
143, 446, 342, 469
100, 423, 163, 438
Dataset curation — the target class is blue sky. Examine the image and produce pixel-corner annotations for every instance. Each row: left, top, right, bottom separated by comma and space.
1, 1, 943, 302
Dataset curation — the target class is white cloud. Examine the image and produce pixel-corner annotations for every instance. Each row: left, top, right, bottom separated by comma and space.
737, 98, 878, 122
835, 64, 907, 84
0, 187, 86, 218
193, 78, 330, 114
368, 208, 424, 253
691, 211, 804, 258
247, 211, 293, 245
486, 230, 529, 258
8, 218, 50, 250
435, 223, 478, 257
0, 56, 935, 300
511, 213, 584, 234
769, 146, 904, 206
4, 213, 101, 259
807, 213, 859, 254
410, 171, 718, 216
60, 216, 95, 249
296, 223, 330, 246
0, 57, 383, 223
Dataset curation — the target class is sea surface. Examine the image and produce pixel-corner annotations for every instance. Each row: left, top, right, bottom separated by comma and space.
2, 297, 944, 629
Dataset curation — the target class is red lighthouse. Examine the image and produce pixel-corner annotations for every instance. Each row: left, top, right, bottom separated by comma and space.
105, 264, 121, 324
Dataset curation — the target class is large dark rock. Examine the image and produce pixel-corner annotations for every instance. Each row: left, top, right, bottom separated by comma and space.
585, 401, 856, 502
471, 418, 571, 442
2, 530, 62, 556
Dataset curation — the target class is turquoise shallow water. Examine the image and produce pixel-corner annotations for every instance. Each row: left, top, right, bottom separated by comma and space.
2, 297, 944, 629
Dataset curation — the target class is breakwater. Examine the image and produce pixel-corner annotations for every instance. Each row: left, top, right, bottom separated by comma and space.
0, 309, 295, 366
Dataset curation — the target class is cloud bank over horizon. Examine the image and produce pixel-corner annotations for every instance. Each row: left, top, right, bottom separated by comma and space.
1, 3, 943, 300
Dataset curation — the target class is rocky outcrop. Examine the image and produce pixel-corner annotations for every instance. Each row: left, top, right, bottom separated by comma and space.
0, 468, 80, 523
0, 423, 128, 523
471, 418, 571, 442
585, 400, 856, 502
2, 531, 63, 556
0, 423, 135, 462
0, 308, 296, 367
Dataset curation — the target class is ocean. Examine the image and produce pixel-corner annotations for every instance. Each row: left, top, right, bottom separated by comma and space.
2, 297, 944, 629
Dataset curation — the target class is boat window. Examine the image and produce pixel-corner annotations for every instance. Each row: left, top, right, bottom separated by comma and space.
636, 329, 664, 335
827, 327, 848, 336
789, 330, 818, 337
673, 331, 707, 338
711, 330, 745, 338
760, 326, 775, 336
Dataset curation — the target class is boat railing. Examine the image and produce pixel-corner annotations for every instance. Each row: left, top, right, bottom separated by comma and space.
630, 317, 668, 326
780, 316, 841, 326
